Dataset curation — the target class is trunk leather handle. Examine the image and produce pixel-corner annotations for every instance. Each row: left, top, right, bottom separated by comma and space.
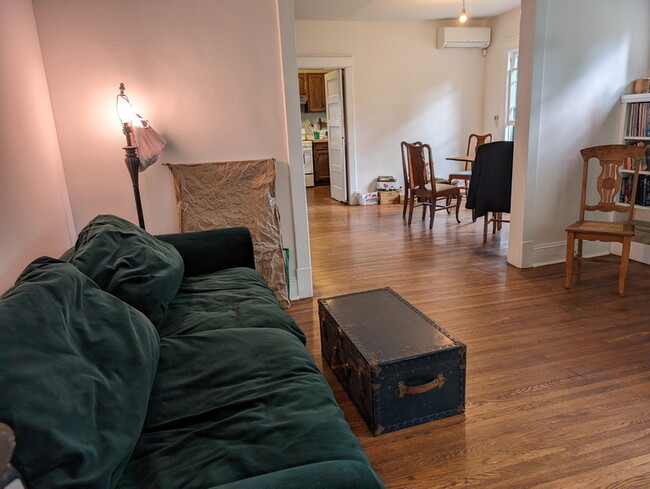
330, 345, 350, 370
397, 373, 446, 398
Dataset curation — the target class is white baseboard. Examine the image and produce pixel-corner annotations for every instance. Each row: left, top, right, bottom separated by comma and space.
532, 240, 611, 267
611, 242, 650, 265
532, 241, 566, 267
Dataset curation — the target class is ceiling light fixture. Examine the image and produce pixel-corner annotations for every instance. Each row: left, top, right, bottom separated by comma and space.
459, 0, 468, 23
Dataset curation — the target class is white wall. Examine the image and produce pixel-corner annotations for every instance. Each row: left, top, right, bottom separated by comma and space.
32, 0, 301, 284
509, 0, 650, 267
483, 8, 521, 137
295, 20, 488, 193
0, 0, 76, 292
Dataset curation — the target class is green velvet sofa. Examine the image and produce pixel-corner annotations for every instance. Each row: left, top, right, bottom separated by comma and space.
0, 215, 384, 489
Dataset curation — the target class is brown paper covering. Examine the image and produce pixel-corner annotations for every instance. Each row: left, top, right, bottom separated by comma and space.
167, 159, 290, 308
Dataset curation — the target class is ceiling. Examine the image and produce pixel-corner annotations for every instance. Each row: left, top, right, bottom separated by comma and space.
293, 0, 520, 22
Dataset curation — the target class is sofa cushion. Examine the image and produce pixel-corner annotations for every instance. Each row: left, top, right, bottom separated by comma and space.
159, 267, 305, 342
117, 328, 377, 489
199, 461, 384, 489
0, 257, 160, 489
71, 214, 184, 327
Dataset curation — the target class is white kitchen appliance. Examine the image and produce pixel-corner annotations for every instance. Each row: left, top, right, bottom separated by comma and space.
303, 140, 314, 187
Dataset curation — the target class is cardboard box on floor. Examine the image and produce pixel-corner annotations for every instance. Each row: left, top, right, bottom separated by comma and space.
379, 190, 400, 204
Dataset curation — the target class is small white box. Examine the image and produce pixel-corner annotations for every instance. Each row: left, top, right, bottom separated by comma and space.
358, 192, 379, 205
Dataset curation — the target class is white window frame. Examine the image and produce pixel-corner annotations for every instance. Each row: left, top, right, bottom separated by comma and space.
505, 49, 519, 141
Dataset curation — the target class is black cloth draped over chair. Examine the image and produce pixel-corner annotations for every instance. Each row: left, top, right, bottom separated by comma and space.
466, 141, 514, 242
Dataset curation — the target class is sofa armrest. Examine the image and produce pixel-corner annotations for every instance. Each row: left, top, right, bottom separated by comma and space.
156, 227, 255, 277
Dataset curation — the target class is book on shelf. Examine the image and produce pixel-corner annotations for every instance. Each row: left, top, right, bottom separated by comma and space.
626, 102, 650, 138
620, 174, 650, 206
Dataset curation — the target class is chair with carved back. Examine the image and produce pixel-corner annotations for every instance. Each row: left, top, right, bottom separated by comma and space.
401, 141, 447, 219
400, 141, 462, 229
448, 133, 493, 194
564, 144, 645, 296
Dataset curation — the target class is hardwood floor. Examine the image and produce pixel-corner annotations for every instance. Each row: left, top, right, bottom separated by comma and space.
288, 186, 650, 489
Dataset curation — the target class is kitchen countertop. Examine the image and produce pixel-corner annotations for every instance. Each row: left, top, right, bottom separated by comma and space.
305, 138, 329, 143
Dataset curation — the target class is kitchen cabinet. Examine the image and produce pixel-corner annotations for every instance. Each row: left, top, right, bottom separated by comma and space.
306, 73, 326, 113
298, 73, 307, 96
297, 72, 326, 112
313, 141, 330, 185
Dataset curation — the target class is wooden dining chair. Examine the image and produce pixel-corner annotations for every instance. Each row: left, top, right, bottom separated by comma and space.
564, 144, 645, 296
400, 141, 462, 229
401, 141, 451, 218
448, 133, 493, 194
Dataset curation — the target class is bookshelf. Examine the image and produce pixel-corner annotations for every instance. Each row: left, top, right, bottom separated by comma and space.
612, 93, 650, 264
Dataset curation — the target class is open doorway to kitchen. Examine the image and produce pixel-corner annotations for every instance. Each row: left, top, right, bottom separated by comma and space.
298, 68, 348, 203
297, 56, 357, 206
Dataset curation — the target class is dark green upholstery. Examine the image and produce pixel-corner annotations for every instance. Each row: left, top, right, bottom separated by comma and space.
117, 328, 381, 489
0, 258, 160, 489
1, 217, 384, 489
71, 214, 184, 328
156, 227, 255, 276
158, 267, 305, 341
206, 461, 385, 489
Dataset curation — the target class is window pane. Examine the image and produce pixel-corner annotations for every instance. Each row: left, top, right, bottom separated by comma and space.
505, 50, 519, 138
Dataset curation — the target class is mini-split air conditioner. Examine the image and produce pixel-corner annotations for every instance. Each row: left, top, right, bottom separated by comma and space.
437, 27, 491, 49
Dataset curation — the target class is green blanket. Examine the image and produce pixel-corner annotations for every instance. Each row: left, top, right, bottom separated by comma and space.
0, 258, 160, 489
159, 268, 305, 341
117, 328, 382, 489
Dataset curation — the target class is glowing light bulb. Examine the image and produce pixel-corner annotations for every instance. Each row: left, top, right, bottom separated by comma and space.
459, 8, 468, 23
116, 94, 133, 125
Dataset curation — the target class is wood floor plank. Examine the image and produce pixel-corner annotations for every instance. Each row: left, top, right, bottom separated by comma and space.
288, 186, 650, 489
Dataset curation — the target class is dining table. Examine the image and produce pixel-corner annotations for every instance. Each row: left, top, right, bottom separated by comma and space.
446, 155, 475, 164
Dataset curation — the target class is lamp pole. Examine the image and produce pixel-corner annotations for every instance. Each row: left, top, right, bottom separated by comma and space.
117, 83, 145, 229
122, 125, 145, 229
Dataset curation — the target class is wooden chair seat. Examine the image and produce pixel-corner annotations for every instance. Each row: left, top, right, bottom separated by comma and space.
565, 220, 635, 237
423, 182, 461, 193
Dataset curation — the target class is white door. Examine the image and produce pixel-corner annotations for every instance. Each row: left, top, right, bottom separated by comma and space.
325, 70, 347, 203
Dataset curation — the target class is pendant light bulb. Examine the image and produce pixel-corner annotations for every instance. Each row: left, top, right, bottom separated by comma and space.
459, 0, 468, 23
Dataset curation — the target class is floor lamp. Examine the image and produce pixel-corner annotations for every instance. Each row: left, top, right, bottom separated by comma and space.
116, 83, 146, 229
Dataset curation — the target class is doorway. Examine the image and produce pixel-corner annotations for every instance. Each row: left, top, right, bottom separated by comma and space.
297, 56, 357, 205
298, 68, 349, 204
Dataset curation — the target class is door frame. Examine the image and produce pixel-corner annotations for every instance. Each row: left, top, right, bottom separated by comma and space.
297, 56, 357, 202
